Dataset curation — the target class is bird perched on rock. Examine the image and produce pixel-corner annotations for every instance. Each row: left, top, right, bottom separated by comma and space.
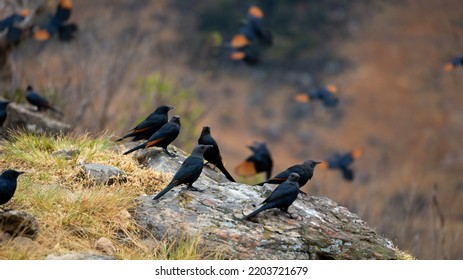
0, 101, 11, 127
33, 0, 78, 42
198, 126, 235, 182
228, 33, 259, 65
153, 144, 213, 200
319, 148, 363, 181
240, 5, 272, 46
123, 115, 181, 156
116, 105, 174, 142
294, 85, 339, 108
0, 169, 25, 206
0, 9, 29, 45
25, 85, 63, 116
443, 55, 463, 72
235, 142, 273, 180
244, 173, 300, 220
256, 160, 321, 189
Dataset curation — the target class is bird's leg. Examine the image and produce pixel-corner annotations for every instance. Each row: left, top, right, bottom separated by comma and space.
163, 148, 177, 158
186, 183, 204, 192
298, 189, 308, 196
282, 208, 297, 219
204, 161, 217, 170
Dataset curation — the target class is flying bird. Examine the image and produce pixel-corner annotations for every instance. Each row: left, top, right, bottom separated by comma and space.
153, 144, 213, 200
256, 160, 321, 189
228, 33, 260, 65
443, 56, 463, 72
198, 126, 235, 182
235, 142, 273, 180
0, 101, 10, 127
240, 5, 272, 46
33, 0, 78, 42
0, 169, 25, 206
123, 115, 181, 156
0, 9, 29, 45
319, 148, 363, 181
295, 85, 339, 108
116, 105, 174, 142
25, 85, 63, 116
244, 173, 300, 220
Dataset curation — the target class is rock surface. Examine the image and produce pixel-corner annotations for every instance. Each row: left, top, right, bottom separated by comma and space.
45, 253, 117, 260
95, 237, 117, 256
1, 103, 71, 138
0, 210, 39, 239
81, 163, 126, 185
131, 147, 398, 260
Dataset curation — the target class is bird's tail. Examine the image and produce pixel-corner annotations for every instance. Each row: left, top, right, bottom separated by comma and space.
49, 106, 64, 116
123, 142, 146, 155
58, 23, 78, 42
243, 203, 272, 220
152, 183, 176, 200
216, 161, 235, 182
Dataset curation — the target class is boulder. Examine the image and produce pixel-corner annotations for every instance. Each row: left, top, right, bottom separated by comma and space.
0, 210, 39, 239
131, 147, 398, 260
45, 253, 117, 260
81, 163, 126, 185
1, 102, 71, 138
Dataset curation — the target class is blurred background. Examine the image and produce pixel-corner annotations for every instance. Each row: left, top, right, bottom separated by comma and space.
2, 0, 463, 259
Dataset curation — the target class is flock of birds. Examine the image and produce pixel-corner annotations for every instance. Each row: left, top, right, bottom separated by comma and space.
1, 2, 462, 222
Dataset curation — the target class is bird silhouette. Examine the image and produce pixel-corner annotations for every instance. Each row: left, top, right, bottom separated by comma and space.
34, 0, 78, 42
295, 85, 339, 108
117, 105, 174, 142
235, 142, 273, 180
25, 85, 63, 116
0, 9, 29, 45
0, 169, 25, 207
153, 144, 213, 200
319, 148, 363, 181
0, 101, 11, 127
256, 160, 321, 189
244, 173, 300, 220
198, 126, 235, 182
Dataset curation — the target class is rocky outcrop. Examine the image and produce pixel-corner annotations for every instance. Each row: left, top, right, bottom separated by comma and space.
81, 163, 126, 185
1, 102, 71, 138
130, 147, 398, 260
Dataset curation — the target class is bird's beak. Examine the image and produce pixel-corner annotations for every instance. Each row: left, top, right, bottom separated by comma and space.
314, 161, 322, 165
18, 171, 26, 174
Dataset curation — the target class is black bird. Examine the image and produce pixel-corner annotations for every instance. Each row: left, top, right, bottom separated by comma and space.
235, 142, 273, 180
244, 173, 300, 220
444, 56, 463, 72
123, 115, 181, 156
116, 105, 174, 142
256, 160, 321, 189
25, 85, 63, 116
0, 101, 10, 127
153, 144, 213, 200
240, 6, 272, 46
0, 9, 29, 45
228, 33, 260, 65
34, 0, 78, 42
198, 126, 235, 182
295, 85, 339, 107
319, 148, 363, 181
0, 169, 25, 206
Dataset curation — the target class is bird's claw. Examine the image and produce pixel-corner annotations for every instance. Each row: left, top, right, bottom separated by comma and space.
187, 186, 203, 192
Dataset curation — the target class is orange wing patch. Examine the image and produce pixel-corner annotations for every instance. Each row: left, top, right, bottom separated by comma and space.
318, 161, 329, 170
60, 0, 73, 9
132, 127, 151, 134
230, 34, 250, 48
443, 63, 454, 72
326, 84, 338, 93
235, 161, 257, 177
34, 29, 50, 41
351, 148, 363, 160
230, 51, 246, 60
248, 6, 264, 19
19, 9, 29, 17
294, 93, 310, 103
146, 138, 164, 148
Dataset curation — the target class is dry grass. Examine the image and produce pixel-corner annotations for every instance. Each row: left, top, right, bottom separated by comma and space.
0, 132, 217, 260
